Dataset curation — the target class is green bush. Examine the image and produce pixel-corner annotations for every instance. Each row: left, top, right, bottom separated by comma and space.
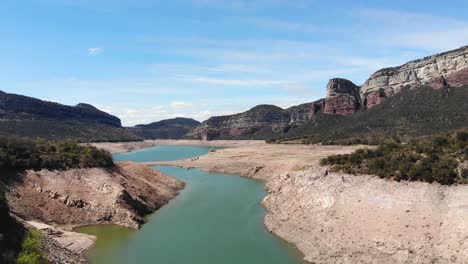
0, 137, 114, 171
16, 230, 48, 264
320, 132, 467, 185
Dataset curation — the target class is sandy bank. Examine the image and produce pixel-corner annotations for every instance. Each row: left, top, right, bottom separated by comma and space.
144, 143, 363, 180
5, 161, 184, 256
92, 139, 265, 154
146, 144, 468, 263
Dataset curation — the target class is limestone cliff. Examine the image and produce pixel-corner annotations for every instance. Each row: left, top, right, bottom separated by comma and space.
360, 45, 468, 109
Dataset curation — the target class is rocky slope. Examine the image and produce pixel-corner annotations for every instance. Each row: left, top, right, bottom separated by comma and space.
0, 90, 139, 142
5, 161, 184, 229
127, 117, 200, 139
187, 105, 292, 140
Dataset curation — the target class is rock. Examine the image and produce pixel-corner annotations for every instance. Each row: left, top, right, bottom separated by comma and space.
310, 99, 325, 118
188, 105, 291, 140
6, 162, 184, 230
360, 45, 468, 108
324, 78, 360, 115
362, 89, 386, 110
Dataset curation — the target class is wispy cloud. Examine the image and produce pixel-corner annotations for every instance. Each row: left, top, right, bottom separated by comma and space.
243, 18, 319, 33
356, 8, 468, 52
170, 101, 194, 108
87, 47, 104, 56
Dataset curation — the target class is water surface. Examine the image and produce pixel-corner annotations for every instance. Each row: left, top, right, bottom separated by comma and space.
77, 145, 303, 264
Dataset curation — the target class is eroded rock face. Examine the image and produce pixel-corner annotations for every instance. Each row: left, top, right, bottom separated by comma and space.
6, 162, 184, 229
188, 105, 292, 140
361, 46, 468, 108
324, 78, 360, 115
310, 99, 325, 118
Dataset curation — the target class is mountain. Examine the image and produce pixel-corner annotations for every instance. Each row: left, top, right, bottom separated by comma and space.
127, 117, 201, 139
188, 45, 468, 141
187, 104, 315, 140
0, 90, 139, 142
281, 85, 468, 144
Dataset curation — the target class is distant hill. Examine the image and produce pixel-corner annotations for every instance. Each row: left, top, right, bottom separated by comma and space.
127, 117, 201, 139
187, 104, 313, 140
0, 90, 139, 142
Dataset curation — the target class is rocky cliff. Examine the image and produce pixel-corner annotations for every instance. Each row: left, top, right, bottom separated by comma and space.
127, 117, 201, 139
0, 90, 139, 142
323, 78, 360, 115
360, 45, 468, 109
187, 104, 318, 140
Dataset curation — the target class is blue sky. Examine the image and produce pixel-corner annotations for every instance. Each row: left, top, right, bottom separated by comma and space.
1, 0, 468, 125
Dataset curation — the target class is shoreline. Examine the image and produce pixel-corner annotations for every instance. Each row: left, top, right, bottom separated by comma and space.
91, 139, 266, 154
6, 161, 185, 260
141, 142, 468, 263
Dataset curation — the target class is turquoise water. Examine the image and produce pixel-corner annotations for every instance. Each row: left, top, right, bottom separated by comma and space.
77, 145, 304, 264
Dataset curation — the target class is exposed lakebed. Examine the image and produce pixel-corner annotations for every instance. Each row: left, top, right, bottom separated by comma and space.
77, 145, 304, 264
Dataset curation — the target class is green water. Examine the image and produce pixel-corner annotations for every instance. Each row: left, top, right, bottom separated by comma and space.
76, 145, 304, 264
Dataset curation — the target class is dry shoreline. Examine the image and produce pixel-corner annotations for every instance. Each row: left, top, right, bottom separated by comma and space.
6, 161, 184, 262
138, 142, 468, 264
91, 139, 266, 154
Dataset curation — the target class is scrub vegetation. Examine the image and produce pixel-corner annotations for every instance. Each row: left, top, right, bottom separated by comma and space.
320, 131, 468, 185
0, 137, 114, 171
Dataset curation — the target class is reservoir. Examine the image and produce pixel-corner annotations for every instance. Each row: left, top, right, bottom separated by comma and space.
77, 145, 304, 264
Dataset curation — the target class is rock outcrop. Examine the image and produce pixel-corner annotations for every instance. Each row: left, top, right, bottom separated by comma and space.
188, 105, 292, 140
360, 45, 468, 108
5, 162, 184, 229
323, 78, 360, 115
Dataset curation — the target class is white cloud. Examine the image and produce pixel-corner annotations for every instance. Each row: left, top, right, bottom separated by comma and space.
170, 101, 194, 108
243, 18, 320, 33
87, 47, 104, 56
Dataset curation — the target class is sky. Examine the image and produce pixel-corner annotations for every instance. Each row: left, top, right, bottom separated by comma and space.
1, 0, 468, 126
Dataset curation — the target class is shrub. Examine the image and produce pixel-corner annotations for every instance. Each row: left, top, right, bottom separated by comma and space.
320, 132, 467, 185
0, 137, 114, 171
16, 230, 48, 264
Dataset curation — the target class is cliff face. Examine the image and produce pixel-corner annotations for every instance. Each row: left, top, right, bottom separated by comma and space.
323, 78, 360, 115
189, 105, 291, 140
127, 117, 201, 139
5, 161, 184, 229
360, 46, 468, 109
188, 103, 323, 140
0, 91, 139, 142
